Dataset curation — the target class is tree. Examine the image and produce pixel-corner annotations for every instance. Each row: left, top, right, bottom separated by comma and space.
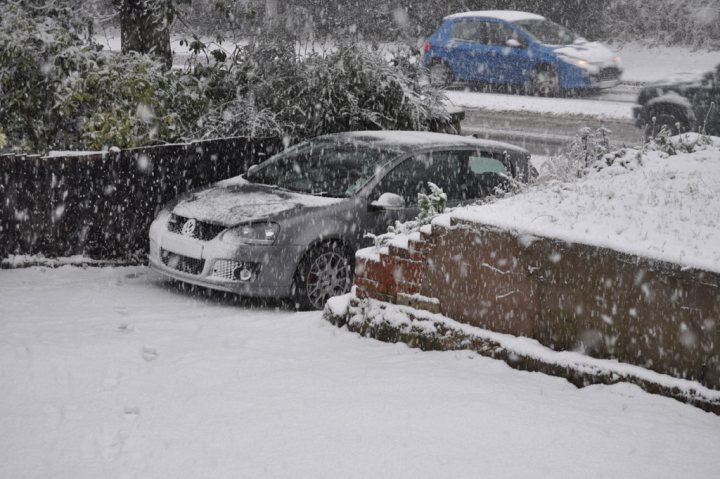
113, 0, 183, 69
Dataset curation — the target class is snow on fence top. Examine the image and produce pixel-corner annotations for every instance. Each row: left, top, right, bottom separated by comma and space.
441, 134, 720, 274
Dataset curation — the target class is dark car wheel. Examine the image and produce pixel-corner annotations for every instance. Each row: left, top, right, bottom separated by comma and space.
292, 243, 353, 310
530, 65, 560, 97
428, 62, 453, 87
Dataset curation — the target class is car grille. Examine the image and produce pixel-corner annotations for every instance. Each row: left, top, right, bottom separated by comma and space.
161, 249, 205, 275
594, 67, 621, 82
211, 260, 261, 282
167, 214, 226, 241
212, 259, 242, 280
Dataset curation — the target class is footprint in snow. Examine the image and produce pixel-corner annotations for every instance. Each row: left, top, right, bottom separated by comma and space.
123, 406, 140, 419
117, 322, 133, 333
141, 347, 158, 362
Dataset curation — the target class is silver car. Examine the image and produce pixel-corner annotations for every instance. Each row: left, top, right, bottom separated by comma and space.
148, 131, 531, 309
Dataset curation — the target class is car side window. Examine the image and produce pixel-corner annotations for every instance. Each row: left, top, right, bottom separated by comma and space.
373, 154, 433, 206
452, 21, 487, 43
487, 22, 520, 46
373, 151, 477, 205
425, 150, 472, 201
468, 152, 511, 197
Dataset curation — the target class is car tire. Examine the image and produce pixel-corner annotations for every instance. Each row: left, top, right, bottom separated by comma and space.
292, 242, 353, 310
428, 62, 453, 88
530, 65, 560, 97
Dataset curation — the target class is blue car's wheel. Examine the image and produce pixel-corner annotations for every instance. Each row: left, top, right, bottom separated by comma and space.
530, 65, 559, 97
429, 62, 453, 87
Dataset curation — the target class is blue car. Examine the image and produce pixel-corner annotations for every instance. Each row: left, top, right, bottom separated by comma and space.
422, 10, 622, 95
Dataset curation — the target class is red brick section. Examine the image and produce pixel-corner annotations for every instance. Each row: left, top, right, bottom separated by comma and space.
353, 219, 720, 390
354, 231, 433, 303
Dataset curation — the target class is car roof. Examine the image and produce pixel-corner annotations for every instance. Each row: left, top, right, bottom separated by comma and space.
444, 10, 545, 22
317, 130, 528, 155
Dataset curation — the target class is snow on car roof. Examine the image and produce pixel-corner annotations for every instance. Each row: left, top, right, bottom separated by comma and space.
330, 130, 527, 154
444, 10, 545, 22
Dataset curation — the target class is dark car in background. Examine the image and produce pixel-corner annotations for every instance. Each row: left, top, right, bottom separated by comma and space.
422, 10, 622, 95
149, 131, 531, 309
634, 63, 720, 136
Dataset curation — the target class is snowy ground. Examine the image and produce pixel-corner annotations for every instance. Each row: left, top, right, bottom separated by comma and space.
2, 266, 720, 479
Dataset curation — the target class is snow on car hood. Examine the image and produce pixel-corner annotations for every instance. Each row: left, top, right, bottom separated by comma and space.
554, 42, 615, 64
172, 184, 342, 226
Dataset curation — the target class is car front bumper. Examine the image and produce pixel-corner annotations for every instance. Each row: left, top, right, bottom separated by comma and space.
148, 217, 305, 298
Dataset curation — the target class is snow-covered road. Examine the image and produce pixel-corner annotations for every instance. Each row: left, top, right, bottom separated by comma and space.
1, 266, 719, 478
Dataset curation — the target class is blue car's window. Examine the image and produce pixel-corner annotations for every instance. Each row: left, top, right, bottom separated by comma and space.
452, 20, 521, 47
246, 140, 397, 198
486, 22, 520, 46
515, 19, 578, 46
452, 21, 487, 43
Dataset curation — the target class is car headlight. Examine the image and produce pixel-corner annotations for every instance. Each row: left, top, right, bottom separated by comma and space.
613, 55, 622, 66
219, 222, 280, 245
557, 54, 592, 70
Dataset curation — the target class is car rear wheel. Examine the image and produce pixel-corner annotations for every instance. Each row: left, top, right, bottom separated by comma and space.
530, 66, 559, 97
292, 243, 353, 310
428, 62, 453, 87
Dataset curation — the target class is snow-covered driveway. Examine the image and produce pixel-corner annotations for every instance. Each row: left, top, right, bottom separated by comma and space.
1, 266, 719, 478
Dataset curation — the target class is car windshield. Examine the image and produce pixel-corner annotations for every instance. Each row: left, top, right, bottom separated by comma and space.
245, 139, 399, 197
515, 19, 580, 46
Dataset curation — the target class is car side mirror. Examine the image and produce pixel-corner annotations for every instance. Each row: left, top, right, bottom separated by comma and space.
247, 164, 259, 175
370, 192, 406, 211
505, 38, 521, 48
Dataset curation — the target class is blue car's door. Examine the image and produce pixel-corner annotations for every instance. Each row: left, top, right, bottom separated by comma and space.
482, 21, 536, 86
445, 20, 492, 82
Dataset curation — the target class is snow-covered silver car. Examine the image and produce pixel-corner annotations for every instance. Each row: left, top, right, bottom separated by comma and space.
148, 131, 530, 309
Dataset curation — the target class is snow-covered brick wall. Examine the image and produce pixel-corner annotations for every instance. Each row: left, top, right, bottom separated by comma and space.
351, 136, 720, 389
446, 134, 720, 275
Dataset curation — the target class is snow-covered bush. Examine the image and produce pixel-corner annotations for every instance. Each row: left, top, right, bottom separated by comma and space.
649, 129, 713, 156
2, 3, 451, 153
0, 2, 203, 151
538, 127, 611, 181
184, 32, 450, 140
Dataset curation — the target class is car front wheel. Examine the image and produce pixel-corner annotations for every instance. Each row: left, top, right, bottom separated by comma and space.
292, 243, 353, 310
530, 66, 560, 97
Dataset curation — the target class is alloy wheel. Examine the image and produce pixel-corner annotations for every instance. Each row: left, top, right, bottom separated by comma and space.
531, 67, 559, 97
304, 250, 352, 310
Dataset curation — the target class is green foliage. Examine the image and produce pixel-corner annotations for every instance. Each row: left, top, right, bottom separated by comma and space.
0, 2, 201, 151
367, 181, 448, 250
182, 30, 450, 140
1, 2, 450, 153
417, 182, 447, 222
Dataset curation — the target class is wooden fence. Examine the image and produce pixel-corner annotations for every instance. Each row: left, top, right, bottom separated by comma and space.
0, 137, 284, 260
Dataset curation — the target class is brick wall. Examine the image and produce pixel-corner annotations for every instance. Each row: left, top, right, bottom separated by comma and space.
354, 219, 720, 389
